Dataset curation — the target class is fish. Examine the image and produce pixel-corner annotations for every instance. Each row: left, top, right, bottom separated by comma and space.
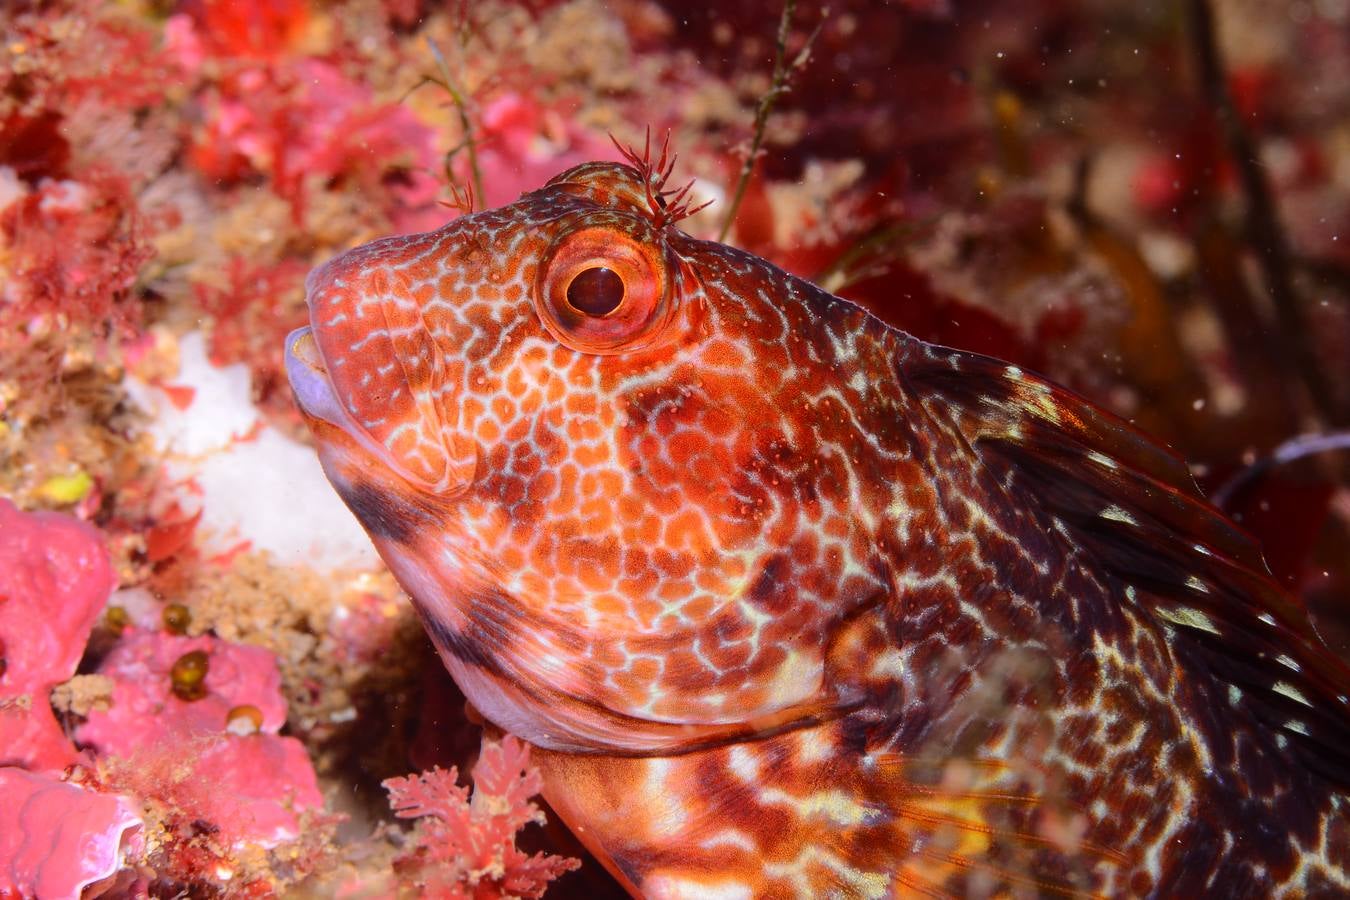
285, 141, 1350, 898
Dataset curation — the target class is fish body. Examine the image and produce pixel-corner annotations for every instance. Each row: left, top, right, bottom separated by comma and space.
286, 157, 1350, 897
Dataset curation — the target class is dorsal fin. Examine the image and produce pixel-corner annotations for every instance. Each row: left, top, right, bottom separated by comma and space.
902, 344, 1350, 788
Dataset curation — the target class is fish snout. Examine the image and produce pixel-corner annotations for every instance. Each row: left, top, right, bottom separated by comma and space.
288, 248, 477, 496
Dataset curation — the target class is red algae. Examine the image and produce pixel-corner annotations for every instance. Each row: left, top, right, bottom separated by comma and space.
383, 736, 580, 898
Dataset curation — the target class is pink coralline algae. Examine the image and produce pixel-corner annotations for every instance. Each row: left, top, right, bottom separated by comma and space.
77, 632, 289, 751
0, 500, 142, 899
0, 498, 115, 773
77, 630, 324, 850
383, 735, 580, 898
167, 2, 440, 229
463, 92, 621, 210
0, 767, 142, 899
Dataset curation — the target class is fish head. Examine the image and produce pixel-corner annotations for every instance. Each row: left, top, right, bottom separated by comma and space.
286, 162, 690, 490
287, 160, 891, 752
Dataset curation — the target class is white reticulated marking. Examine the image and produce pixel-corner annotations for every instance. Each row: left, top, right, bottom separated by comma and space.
1276, 654, 1301, 672
727, 745, 760, 783
1228, 685, 1243, 706
699, 828, 758, 852
795, 727, 833, 765
758, 787, 870, 827
1184, 575, 1210, 594
869, 647, 907, 680
642, 759, 689, 837
1205, 830, 1237, 889
1085, 449, 1118, 470
1099, 504, 1137, 525
643, 874, 752, 900
1258, 613, 1277, 626
765, 648, 823, 708
1285, 719, 1310, 736
1273, 681, 1313, 707
1136, 771, 1196, 886
1156, 606, 1221, 636
1005, 365, 1024, 379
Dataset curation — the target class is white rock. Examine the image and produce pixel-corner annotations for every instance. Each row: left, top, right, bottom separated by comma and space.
126, 332, 380, 572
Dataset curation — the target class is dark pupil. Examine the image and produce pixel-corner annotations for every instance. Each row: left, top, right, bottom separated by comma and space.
565, 267, 625, 316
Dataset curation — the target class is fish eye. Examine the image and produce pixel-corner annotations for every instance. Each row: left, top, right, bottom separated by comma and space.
566, 266, 625, 316
535, 223, 674, 354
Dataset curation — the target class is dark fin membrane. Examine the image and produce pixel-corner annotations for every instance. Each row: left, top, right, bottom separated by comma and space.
902, 345, 1350, 789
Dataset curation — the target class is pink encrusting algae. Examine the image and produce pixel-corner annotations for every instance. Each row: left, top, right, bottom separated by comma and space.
0, 498, 115, 774
0, 768, 143, 899
0, 501, 142, 898
76, 630, 325, 850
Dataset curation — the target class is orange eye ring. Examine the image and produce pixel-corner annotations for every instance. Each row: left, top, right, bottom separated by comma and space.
535, 223, 673, 354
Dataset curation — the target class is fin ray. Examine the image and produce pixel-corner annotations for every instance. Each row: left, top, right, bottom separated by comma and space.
902, 345, 1350, 787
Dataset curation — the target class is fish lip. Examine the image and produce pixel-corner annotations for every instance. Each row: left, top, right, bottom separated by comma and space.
286, 324, 468, 493
285, 325, 347, 429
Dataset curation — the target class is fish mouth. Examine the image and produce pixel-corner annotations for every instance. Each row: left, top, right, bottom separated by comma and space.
285, 324, 478, 494
285, 326, 349, 430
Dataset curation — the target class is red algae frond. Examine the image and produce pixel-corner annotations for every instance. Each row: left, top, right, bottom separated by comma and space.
382, 735, 580, 897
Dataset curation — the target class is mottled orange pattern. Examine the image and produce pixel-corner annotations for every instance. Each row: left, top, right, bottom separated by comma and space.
287, 153, 1350, 897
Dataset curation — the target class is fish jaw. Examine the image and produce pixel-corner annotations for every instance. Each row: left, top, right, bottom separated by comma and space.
289, 234, 478, 497
286, 321, 571, 745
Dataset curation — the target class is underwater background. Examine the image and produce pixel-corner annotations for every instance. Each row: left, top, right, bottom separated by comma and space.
1, 0, 1348, 895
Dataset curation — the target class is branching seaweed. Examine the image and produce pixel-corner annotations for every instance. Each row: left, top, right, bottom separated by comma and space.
1185, 0, 1344, 427
407, 35, 487, 212
717, 0, 827, 243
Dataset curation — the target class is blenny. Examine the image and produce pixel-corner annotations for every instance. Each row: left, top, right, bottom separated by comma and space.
286, 145, 1350, 897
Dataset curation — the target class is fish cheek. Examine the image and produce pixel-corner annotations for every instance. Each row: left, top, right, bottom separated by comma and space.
617, 383, 754, 543
745, 553, 795, 616
331, 476, 436, 547
421, 606, 501, 673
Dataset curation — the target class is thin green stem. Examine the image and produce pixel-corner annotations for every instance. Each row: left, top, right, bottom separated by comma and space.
718, 1, 825, 243
427, 36, 486, 211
